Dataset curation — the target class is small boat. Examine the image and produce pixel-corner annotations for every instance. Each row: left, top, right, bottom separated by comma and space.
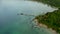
20, 13, 24, 15
17, 13, 35, 16
17, 13, 23, 15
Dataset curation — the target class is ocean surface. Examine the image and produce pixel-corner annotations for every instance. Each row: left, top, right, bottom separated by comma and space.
0, 0, 57, 34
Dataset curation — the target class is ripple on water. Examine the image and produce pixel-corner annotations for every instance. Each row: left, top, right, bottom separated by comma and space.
0, 1, 57, 34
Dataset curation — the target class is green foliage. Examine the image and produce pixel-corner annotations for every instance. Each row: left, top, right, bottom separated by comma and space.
35, 9, 60, 33
32, 0, 60, 8
33, 0, 60, 33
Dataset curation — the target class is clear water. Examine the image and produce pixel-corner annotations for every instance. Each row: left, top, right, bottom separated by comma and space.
0, 1, 56, 34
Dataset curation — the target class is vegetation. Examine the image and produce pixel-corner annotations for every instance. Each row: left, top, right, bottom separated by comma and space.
32, 0, 60, 8
32, 0, 60, 34
35, 9, 60, 34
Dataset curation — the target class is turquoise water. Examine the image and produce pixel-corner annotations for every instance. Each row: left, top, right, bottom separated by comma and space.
0, 1, 56, 34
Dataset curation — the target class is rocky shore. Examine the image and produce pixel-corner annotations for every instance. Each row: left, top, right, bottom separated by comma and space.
33, 9, 60, 34
33, 19, 57, 34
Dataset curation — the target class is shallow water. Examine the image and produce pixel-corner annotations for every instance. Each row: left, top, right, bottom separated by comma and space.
0, 1, 56, 34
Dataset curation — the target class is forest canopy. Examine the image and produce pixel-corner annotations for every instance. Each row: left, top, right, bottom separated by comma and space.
34, 0, 60, 34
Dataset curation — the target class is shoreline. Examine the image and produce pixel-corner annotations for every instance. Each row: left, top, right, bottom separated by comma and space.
33, 9, 60, 34
33, 19, 58, 34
